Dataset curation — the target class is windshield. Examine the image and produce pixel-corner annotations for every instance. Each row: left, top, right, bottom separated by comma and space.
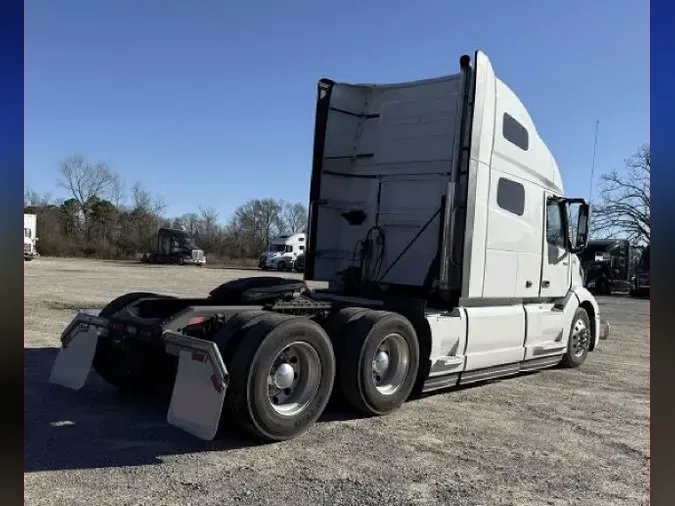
172, 231, 198, 249
269, 244, 285, 252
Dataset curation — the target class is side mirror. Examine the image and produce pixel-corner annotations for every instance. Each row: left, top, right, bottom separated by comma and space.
566, 199, 589, 253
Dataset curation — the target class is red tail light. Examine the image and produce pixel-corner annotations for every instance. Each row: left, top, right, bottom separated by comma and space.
210, 374, 223, 393
188, 316, 206, 326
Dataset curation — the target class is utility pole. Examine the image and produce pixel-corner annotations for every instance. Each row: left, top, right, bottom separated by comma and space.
588, 120, 599, 203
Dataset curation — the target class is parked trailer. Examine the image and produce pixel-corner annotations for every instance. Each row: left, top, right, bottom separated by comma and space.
50, 50, 610, 443
24, 213, 38, 261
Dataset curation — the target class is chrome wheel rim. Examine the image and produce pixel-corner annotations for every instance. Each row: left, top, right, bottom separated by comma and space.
371, 333, 410, 395
267, 341, 321, 416
570, 319, 590, 357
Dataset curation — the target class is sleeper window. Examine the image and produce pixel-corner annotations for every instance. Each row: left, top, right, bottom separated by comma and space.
496, 177, 525, 216
503, 113, 529, 151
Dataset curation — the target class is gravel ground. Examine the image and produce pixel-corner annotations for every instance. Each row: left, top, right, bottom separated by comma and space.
25, 257, 650, 506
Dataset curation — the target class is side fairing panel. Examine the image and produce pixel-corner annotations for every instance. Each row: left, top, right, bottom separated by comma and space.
460, 51, 497, 299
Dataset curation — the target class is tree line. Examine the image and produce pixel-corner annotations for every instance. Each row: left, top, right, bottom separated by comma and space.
25, 144, 649, 263
24, 155, 308, 264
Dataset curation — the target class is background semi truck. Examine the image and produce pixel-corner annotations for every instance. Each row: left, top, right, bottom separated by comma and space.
580, 239, 641, 295
259, 233, 306, 270
24, 213, 38, 261
140, 228, 206, 266
630, 243, 650, 297
50, 50, 609, 444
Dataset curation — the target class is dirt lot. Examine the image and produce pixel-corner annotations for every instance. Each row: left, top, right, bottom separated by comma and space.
25, 257, 650, 506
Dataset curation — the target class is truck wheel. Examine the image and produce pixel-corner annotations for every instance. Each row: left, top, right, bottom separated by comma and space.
227, 313, 335, 442
339, 310, 420, 416
177, 256, 185, 265
597, 278, 610, 295
277, 261, 287, 271
322, 307, 370, 406
93, 292, 176, 391
211, 311, 270, 364
560, 308, 591, 368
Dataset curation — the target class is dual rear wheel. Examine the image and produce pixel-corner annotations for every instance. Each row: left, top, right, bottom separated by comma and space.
214, 308, 420, 442
91, 292, 421, 442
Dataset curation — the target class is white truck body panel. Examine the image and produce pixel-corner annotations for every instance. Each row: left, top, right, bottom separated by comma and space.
308, 50, 606, 389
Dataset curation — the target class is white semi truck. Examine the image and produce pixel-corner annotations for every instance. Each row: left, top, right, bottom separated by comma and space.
259, 233, 306, 270
24, 213, 37, 261
50, 50, 609, 443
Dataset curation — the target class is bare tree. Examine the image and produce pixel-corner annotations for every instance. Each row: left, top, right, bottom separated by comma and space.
109, 173, 126, 209
57, 155, 116, 219
24, 188, 52, 208
591, 144, 650, 244
281, 202, 308, 234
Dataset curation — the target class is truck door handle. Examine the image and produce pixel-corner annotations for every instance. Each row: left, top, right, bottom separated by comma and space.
542, 280, 550, 288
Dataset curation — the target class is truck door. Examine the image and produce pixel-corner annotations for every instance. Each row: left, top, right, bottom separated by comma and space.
540, 195, 571, 298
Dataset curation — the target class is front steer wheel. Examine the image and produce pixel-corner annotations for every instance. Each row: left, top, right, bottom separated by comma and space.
226, 313, 335, 442
559, 307, 592, 368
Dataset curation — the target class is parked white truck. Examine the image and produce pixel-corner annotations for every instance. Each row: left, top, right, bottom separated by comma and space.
50, 50, 609, 443
259, 233, 306, 270
24, 213, 37, 261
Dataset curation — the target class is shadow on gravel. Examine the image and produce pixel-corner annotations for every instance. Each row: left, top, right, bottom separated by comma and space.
26, 347, 548, 473
25, 347, 359, 473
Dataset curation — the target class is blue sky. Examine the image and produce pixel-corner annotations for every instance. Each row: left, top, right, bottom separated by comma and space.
25, 0, 649, 221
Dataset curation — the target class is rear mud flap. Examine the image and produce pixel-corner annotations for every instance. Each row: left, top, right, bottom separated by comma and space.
49, 314, 110, 390
163, 332, 229, 441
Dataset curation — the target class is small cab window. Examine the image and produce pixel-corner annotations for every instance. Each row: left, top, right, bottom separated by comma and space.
298, 237, 305, 242
496, 177, 525, 216
503, 113, 529, 151
298, 245, 305, 251
546, 200, 566, 248
284, 245, 293, 253
24, 228, 31, 238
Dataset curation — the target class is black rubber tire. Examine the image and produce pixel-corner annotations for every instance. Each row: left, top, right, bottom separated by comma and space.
93, 292, 176, 391
227, 313, 335, 442
322, 307, 371, 406
597, 278, 610, 295
560, 307, 591, 368
177, 256, 185, 265
339, 310, 420, 416
211, 311, 270, 365
277, 261, 287, 271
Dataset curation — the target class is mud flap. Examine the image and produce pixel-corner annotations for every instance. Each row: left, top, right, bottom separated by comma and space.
163, 332, 229, 441
49, 313, 110, 390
